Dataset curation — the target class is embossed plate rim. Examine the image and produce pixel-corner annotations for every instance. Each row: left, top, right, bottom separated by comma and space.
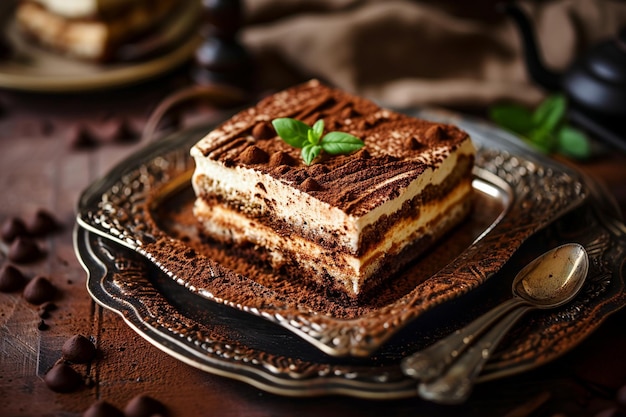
77, 109, 590, 357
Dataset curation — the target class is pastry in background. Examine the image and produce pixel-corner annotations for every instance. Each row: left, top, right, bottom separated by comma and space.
15, 0, 178, 61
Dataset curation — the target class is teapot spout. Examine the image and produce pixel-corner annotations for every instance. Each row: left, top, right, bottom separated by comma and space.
502, 2, 562, 91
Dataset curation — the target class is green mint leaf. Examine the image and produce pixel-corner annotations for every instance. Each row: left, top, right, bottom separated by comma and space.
489, 104, 533, 135
272, 118, 310, 148
528, 128, 557, 153
556, 125, 591, 159
308, 129, 319, 146
320, 132, 364, 155
312, 119, 324, 143
532, 94, 566, 133
302, 144, 322, 165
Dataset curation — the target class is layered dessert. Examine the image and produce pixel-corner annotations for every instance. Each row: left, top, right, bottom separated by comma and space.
15, 0, 177, 61
190, 80, 475, 299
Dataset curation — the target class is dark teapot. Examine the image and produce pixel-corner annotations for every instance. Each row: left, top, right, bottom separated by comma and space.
503, 3, 626, 151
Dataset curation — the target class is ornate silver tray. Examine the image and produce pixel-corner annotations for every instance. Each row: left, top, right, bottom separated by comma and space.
76, 110, 626, 362
74, 191, 626, 399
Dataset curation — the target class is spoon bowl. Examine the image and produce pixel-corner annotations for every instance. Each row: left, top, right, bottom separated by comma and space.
513, 243, 589, 308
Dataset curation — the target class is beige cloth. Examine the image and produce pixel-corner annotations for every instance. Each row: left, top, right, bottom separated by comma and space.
241, 0, 626, 109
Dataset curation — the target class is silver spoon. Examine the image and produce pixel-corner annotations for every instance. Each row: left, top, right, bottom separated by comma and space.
401, 243, 589, 403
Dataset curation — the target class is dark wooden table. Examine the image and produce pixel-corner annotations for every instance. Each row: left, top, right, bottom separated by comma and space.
1, 83, 626, 417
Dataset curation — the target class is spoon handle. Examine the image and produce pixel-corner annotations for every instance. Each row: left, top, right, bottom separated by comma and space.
401, 297, 527, 381
417, 305, 533, 404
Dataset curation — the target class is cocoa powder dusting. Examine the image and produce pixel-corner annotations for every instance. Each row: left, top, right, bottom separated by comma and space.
193, 80, 470, 216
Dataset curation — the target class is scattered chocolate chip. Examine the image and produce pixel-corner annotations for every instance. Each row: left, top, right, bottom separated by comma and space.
44, 363, 83, 393
0, 264, 28, 292
8, 237, 45, 263
39, 301, 57, 314
301, 177, 323, 192
1, 217, 27, 242
37, 319, 49, 331
252, 121, 274, 140
116, 120, 139, 143
124, 394, 168, 417
239, 145, 269, 164
269, 151, 296, 167
65, 126, 98, 149
83, 400, 125, 417
27, 209, 62, 236
23, 276, 56, 305
63, 334, 97, 363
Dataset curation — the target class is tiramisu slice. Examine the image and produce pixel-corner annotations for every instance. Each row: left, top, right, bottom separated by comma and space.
15, 0, 177, 61
190, 80, 475, 299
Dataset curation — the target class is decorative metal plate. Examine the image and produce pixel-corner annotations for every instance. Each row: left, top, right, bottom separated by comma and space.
75, 195, 626, 398
76, 110, 621, 359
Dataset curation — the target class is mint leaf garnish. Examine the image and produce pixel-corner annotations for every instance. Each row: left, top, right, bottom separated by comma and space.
271, 118, 310, 148
489, 94, 591, 159
321, 131, 366, 155
271, 117, 364, 165
302, 144, 322, 165
312, 119, 324, 142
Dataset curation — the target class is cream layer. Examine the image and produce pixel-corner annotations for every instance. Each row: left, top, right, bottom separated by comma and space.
190, 138, 475, 256
194, 179, 473, 296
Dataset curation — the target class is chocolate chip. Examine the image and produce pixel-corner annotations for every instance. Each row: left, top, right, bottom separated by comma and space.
116, 120, 139, 143
423, 125, 446, 142
301, 178, 323, 192
38, 319, 49, 331
252, 121, 274, 140
124, 394, 168, 417
355, 148, 371, 159
340, 107, 355, 119
23, 276, 56, 305
0, 264, 28, 292
269, 151, 296, 167
38, 301, 57, 318
63, 335, 97, 363
239, 145, 269, 164
405, 136, 423, 150
307, 164, 329, 176
1, 217, 27, 242
8, 237, 45, 263
66, 126, 98, 149
27, 209, 62, 236
44, 363, 83, 393
83, 400, 125, 417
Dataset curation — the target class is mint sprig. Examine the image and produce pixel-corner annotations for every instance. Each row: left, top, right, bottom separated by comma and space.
489, 94, 591, 159
271, 118, 364, 165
